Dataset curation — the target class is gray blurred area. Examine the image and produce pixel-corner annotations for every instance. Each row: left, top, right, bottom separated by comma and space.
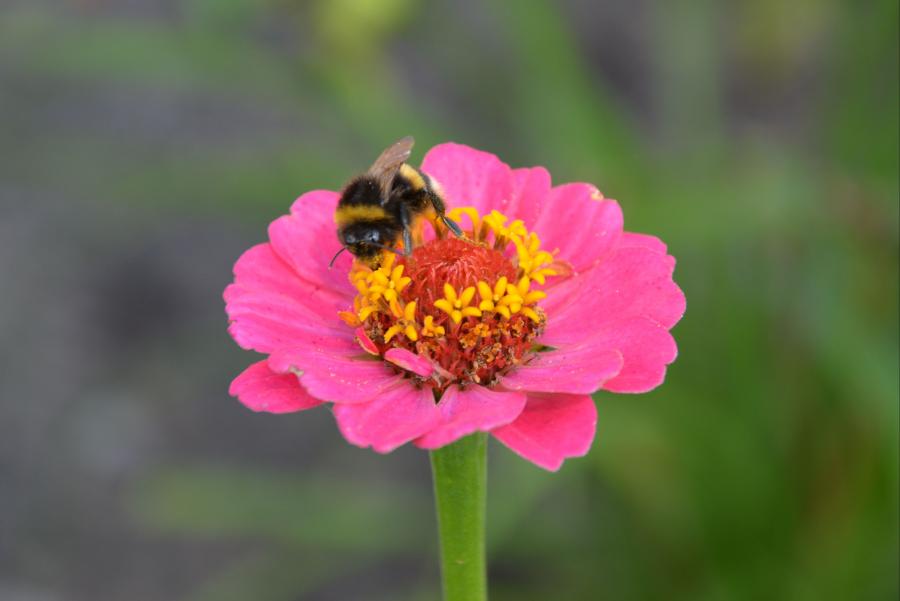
1, 1, 897, 600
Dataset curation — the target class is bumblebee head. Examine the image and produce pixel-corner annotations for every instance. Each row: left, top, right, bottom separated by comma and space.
338, 224, 388, 266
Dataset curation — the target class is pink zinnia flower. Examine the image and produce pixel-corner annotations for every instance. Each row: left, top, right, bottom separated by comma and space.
225, 143, 685, 470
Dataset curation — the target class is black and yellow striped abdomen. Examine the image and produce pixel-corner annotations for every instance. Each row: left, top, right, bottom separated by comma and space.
334, 203, 389, 228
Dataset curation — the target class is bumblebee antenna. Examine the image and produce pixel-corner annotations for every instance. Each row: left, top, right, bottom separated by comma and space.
328, 247, 348, 269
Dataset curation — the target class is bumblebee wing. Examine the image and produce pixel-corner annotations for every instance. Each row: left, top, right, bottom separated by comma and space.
367, 136, 414, 203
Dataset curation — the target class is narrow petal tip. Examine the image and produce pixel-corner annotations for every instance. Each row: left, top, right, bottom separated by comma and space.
384, 348, 434, 378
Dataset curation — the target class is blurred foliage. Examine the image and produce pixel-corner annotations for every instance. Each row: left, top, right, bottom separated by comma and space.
2, 0, 896, 599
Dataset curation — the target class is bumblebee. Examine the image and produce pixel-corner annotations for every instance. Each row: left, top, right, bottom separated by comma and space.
332, 136, 463, 267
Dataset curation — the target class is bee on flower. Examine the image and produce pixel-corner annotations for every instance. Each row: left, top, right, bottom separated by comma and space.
225, 140, 684, 471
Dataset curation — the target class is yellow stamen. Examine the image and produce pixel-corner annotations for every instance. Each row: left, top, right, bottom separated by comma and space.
384, 300, 419, 343
483, 210, 528, 247
482, 210, 508, 237
522, 307, 543, 323
446, 207, 482, 234
421, 315, 445, 337
368, 259, 411, 304
342, 295, 376, 325
383, 325, 402, 343
477, 275, 529, 320
358, 304, 377, 322
434, 283, 482, 324
338, 311, 360, 327
504, 276, 539, 314
513, 231, 558, 284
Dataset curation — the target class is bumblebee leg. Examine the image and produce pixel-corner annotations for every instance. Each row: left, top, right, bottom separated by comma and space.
441, 214, 464, 237
399, 204, 414, 256
401, 227, 413, 256
423, 184, 463, 238
425, 191, 463, 238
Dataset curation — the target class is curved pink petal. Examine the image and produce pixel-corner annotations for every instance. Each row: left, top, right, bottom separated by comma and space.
500, 166, 552, 229
225, 244, 352, 354
492, 393, 597, 471
500, 346, 623, 395
589, 245, 685, 329
229, 360, 322, 413
420, 143, 513, 215
355, 328, 381, 355
384, 348, 434, 378
536, 266, 594, 324
333, 384, 441, 453
268, 190, 355, 297
228, 243, 347, 318
414, 385, 527, 450
269, 346, 402, 404
599, 317, 679, 393
619, 232, 668, 254
532, 185, 623, 274
541, 245, 686, 347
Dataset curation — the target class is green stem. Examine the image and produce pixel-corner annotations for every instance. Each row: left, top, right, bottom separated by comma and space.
430, 432, 488, 601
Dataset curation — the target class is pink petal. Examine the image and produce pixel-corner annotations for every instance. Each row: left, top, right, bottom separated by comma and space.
536, 263, 589, 310
384, 348, 434, 377
492, 393, 597, 471
269, 346, 402, 404
500, 346, 623, 395
590, 246, 686, 329
225, 244, 353, 354
599, 317, 679, 393
420, 143, 513, 215
618, 232, 668, 254
228, 243, 346, 319
532, 185, 623, 274
502, 166, 552, 228
541, 245, 686, 347
268, 190, 355, 297
414, 385, 527, 449
229, 360, 322, 413
355, 327, 380, 355
333, 384, 441, 453
537, 245, 683, 392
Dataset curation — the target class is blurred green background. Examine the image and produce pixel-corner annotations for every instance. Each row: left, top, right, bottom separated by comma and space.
1, 0, 897, 600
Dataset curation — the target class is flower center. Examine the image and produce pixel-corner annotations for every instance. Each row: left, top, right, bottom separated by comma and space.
338, 207, 567, 392
401, 238, 516, 309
